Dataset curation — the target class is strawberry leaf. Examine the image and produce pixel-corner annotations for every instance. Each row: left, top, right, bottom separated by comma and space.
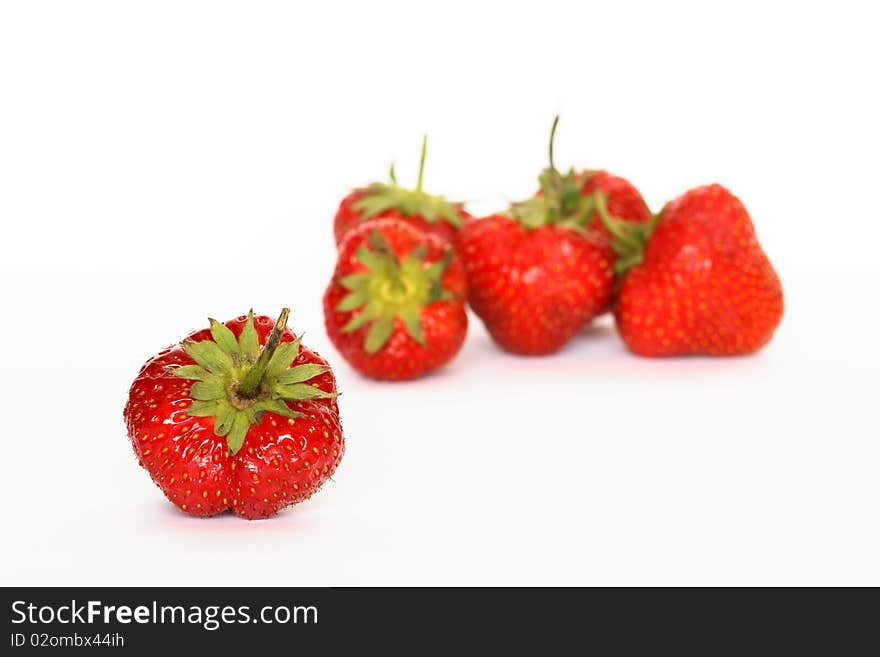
339, 273, 369, 290
226, 412, 251, 455
400, 305, 425, 345
183, 340, 233, 374
191, 379, 226, 401
275, 383, 337, 400
251, 398, 300, 419
265, 340, 300, 379
171, 364, 211, 381
187, 399, 222, 417
365, 316, 394, 354
213, 405, 235, 437
336, 290, 367, 312
238, 310, 259, 359
209, 319, 240, 356
342, 304, 380, 333
276, 363, 330, 386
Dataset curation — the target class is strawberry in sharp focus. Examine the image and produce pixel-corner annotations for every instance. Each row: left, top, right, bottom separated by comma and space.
324, 217, 468, 380
613, 184, 784, 356
334, 136, 472, 251
124, 309, 344, 520
460, 117, 645, 355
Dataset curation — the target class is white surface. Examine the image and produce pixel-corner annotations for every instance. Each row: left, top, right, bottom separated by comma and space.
1, 1, 878, 586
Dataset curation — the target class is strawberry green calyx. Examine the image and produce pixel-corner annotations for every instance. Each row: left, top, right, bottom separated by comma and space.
354, 135, 463, 228
336, 229, 455, 354
593, 191, 659, 276
170, 309, 335, 455
510, 116, 598, 233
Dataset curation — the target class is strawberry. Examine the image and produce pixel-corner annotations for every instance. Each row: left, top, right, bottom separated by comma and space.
323, 217, 468, 380
613, 184, 784, 356
333, 136, 472, 250
460, 117, 648, 355
124, 309, 344, 520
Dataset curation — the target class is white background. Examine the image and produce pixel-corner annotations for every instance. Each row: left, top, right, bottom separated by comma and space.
1, 1, 878, 585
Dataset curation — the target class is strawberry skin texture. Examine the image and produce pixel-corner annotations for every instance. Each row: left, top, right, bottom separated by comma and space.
333, 189, 472, 252
615, 184, 783, 356
324, 218, 468, 380
460, 216, 614, 355
124, 314, 344, 520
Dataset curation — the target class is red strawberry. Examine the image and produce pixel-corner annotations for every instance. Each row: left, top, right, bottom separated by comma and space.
614, 184, 784, 356
333, 136, 472, 250
460, 117, 643, 355
461, 215, 613, 355
324, 217, 468, 380
124, 309, 344, 520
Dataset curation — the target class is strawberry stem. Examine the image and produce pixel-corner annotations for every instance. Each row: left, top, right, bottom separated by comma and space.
593, 191, 642, 251
237, 308, 290, 399
548, 115, 560, 173
416, 135, 428, 193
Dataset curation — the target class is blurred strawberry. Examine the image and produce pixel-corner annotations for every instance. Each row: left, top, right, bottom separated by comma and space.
324, 218, 468, 379
614, 184, 784, 356
334, 136, 472, 251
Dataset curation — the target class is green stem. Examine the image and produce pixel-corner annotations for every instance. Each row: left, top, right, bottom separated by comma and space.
237, 308, 290, 398
416, 135, 428, 192
548, 115, 560, 173
593, 191, 642, 251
